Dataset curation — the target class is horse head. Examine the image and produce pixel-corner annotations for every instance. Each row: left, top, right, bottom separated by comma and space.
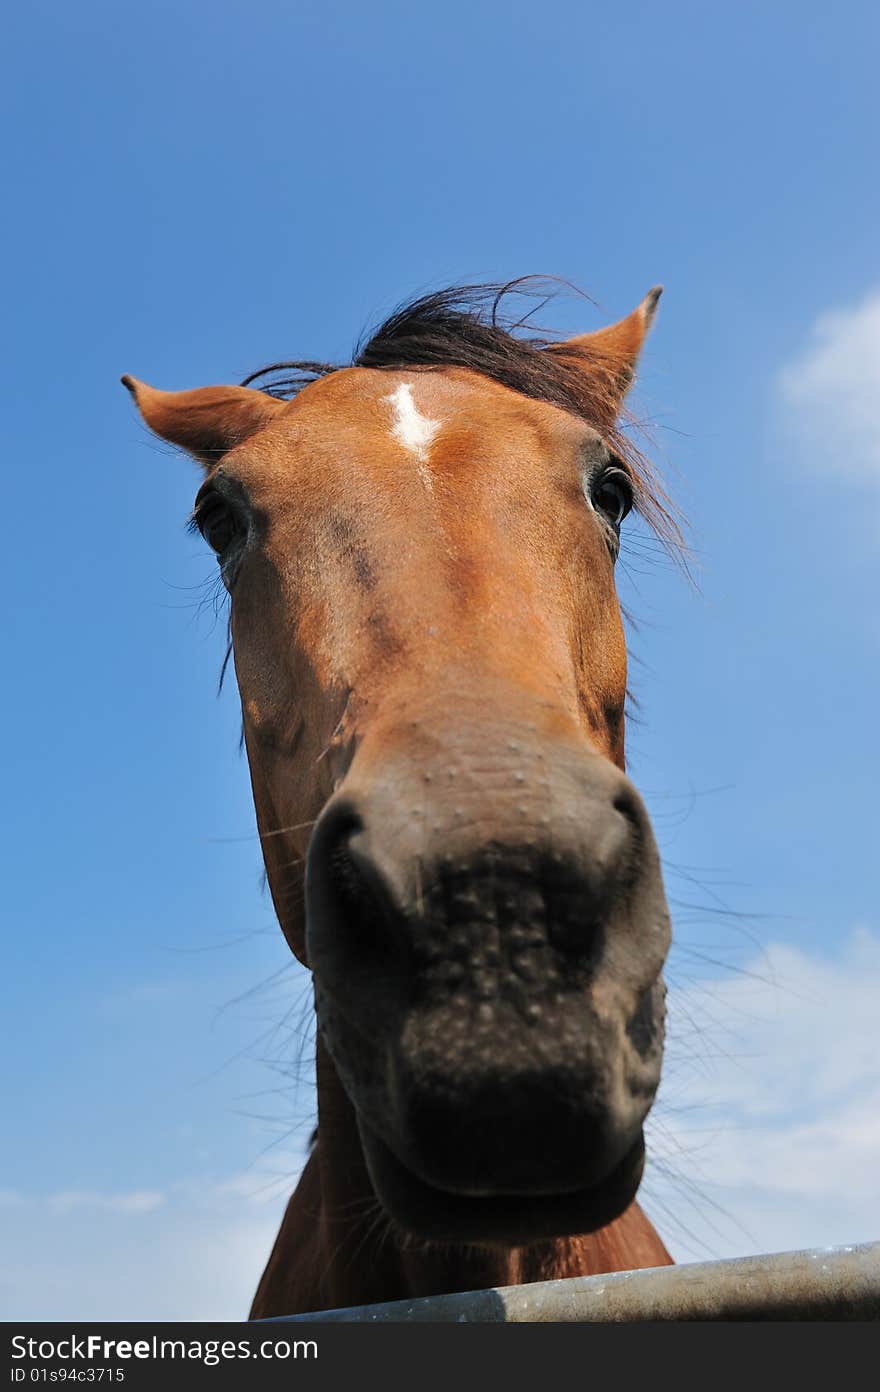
125, 283, 673, 1248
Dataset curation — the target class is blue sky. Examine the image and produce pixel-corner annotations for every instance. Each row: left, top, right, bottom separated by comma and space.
3, 1, 879, 1318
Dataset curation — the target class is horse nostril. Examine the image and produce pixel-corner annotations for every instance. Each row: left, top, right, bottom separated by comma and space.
306, 802, 412, 994
611, 784, 645, 836
326, 835, 388, 953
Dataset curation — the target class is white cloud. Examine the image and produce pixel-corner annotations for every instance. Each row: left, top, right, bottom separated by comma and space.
47, 1189, 166, 1216
643, 927, 880, 1260
0, 1162, 303, 1321
779, 289, 880, 480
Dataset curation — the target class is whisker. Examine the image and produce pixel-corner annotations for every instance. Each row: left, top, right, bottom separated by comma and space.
208, 821, 318, 845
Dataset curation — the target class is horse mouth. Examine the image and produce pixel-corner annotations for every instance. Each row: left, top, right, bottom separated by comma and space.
358, 1118, 646, 1246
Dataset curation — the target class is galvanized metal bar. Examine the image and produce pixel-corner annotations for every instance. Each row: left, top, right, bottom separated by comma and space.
270, 1239, 880, 1321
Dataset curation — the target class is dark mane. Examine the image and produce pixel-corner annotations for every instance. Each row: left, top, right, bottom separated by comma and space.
241, 279, 683, 551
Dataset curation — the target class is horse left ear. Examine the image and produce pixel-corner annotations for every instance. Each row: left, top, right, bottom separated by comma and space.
121, 376, 285, 468
550, 286, 662, 413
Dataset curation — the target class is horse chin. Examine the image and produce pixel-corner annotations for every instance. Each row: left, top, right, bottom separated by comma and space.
357, 1118, 646, 1247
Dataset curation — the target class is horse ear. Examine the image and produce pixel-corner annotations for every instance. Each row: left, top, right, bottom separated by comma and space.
549, 286, 662, 414
121, 376, 285, 467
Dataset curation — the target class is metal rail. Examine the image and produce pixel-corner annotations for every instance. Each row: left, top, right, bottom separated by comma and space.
271, 1239, 880, 1322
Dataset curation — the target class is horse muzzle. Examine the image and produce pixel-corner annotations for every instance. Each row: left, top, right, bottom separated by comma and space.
304, 733, 670, 1242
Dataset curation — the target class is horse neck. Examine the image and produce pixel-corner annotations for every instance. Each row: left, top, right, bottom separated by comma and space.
249, 1037, 672, 1319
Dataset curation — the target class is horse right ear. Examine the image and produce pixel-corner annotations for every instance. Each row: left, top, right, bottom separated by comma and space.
121, 376, 285, 468
548, 287, 663, 428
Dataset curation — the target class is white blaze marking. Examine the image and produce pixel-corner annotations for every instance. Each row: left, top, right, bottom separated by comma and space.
384, 383, 441, 465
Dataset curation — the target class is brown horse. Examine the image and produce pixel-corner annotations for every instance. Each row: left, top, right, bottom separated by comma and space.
124, 282, 678, 1318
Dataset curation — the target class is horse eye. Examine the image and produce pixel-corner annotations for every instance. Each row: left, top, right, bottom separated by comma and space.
592, 471, 633, 530
197, 499, 240, 555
